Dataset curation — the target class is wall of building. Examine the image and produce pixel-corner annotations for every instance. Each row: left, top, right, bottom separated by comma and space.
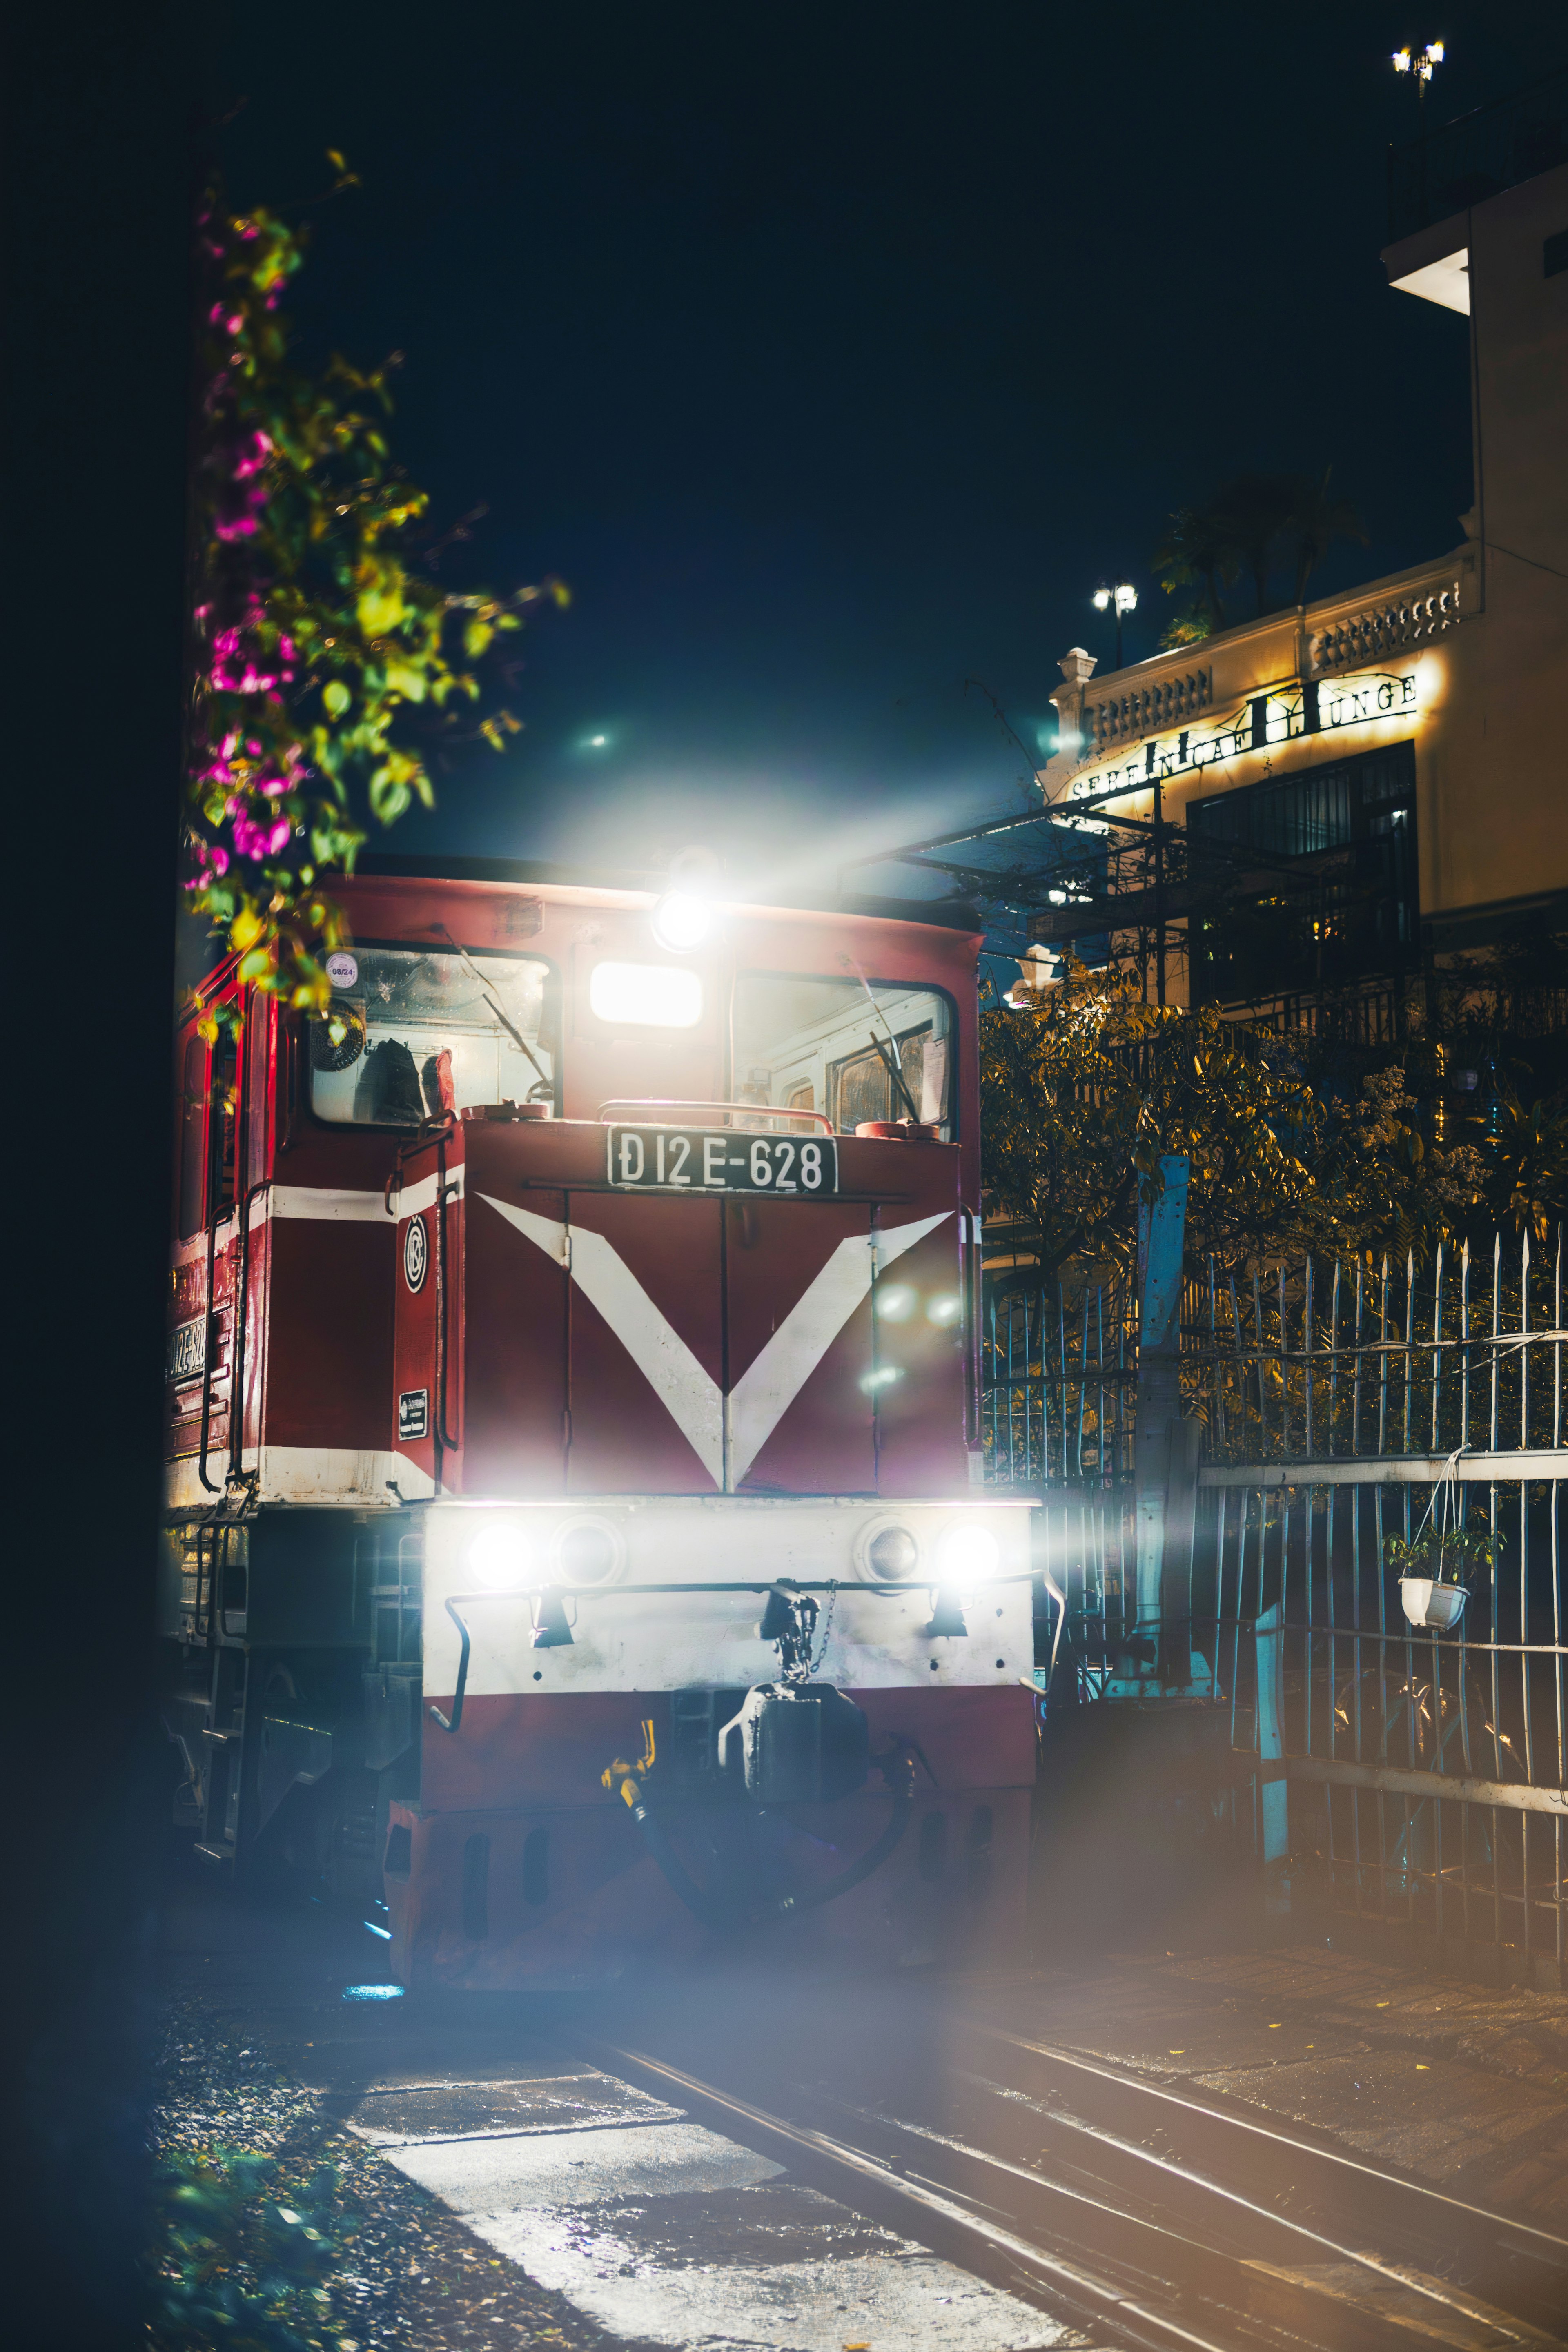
1029, 158, 1567, 1007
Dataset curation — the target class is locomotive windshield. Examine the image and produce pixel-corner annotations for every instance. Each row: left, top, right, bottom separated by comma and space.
731, 974, 954, 1137
310, 947, 555, 1124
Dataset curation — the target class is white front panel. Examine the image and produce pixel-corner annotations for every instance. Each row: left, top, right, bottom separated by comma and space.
422, 1496, 1035, 1697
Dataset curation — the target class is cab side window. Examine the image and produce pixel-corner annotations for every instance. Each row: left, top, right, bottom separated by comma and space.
176, 1020, 240, 1238
178, 1035, 209, 1239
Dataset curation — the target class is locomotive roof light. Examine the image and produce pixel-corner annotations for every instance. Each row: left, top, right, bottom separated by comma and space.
924, 1292, 961, 1326
468, 1518, 533, 1590
651, 889, 715, 953
873, 1283, 915, 1322
853, 1516, 922, 1582
554, 1516, 624, 1585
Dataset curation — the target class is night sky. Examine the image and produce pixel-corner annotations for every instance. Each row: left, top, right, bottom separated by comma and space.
216, 1, 1561, 904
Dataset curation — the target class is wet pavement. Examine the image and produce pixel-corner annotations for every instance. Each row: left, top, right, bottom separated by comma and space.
157, 1878, 1087, 2350
155, 1871, 1568, 2348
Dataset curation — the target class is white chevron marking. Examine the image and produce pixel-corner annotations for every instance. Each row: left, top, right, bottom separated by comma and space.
477, 1196, 951, 1490
479, 1198, 724, 1483
726, 1212, 950, 1483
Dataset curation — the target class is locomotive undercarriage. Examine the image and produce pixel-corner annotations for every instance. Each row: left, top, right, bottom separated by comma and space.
160, 1494, 1036, 1982
160, 1509, 422, 1907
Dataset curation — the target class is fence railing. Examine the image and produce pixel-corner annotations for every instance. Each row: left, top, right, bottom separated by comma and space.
984, 1226, 1567, 1985
1387, 68, 1567, 240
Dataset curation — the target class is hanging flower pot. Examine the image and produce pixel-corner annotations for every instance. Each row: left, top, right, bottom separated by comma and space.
1398, 1575, 1469, 1632
1387, 1482, 1496, 1636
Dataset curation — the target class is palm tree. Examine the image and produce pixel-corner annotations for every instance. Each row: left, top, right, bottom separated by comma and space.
1209, 473, 1299, 617
1285, 466, 1368, 604
1152, 506, 1239, 639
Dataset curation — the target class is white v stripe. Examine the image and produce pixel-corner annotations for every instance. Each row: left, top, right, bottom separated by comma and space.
479, 1198, 724, 1483
727, 1213, 949, 1483
476, 1196, 951, 1490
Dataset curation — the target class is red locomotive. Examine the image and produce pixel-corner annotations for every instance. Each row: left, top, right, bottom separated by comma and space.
163, 859, 1037, 1986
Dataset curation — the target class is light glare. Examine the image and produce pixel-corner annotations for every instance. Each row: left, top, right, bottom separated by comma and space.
925, 1292, 961, 1325
469, 1521, 532, 1589
936, 1523, 1001, 1583
875, 1283, 915, 1322
651, 891, 714, 952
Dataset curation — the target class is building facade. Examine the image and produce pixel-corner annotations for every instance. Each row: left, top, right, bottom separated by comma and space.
1021, 99, 1566, 1044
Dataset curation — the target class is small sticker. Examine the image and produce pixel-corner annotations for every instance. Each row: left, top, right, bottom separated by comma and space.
403, 1214, 428, 1293
325, 951, 359, 989
398, 1389, 428, 1441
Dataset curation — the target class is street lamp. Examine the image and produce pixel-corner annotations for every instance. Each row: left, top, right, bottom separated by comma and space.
1392, 40, 1445, 220
1392, 39, 1443, 87
1092, 581, 1137, 672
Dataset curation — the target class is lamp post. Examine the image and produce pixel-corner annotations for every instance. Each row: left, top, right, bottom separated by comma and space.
1393, 40, 1445, 220
1092, 581, 1137, 672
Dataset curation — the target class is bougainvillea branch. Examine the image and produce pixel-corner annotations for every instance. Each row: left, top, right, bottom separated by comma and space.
186, 161, 565, 1030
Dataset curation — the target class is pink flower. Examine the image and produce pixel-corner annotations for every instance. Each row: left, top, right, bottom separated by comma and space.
226, 800, 293, 861
232, 431, 272, 480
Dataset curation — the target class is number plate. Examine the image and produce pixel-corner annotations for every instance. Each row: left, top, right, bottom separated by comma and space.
606, 1125, 839, 1195
166, 1314, 208, 1381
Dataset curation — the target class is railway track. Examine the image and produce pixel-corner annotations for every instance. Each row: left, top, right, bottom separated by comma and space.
574, 1994, 1568, 2352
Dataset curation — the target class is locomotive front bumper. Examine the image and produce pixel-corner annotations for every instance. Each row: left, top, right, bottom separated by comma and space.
419, 1494, 1038, 1705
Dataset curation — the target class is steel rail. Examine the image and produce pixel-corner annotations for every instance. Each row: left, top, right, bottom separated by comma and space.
820, 2091, 1530, 2352
569, 2033, 1267, 2352
960, 2022, 1568, 2329
573, 2029, 1537, 2352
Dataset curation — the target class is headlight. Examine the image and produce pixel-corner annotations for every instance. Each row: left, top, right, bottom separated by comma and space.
925, 1292, 961, 1326
468, 1521, 532, 1589
867, 1524, 920, 1580
935, 1523, 1000, 1584
651, 891, 713, 951
556, 1518, 622, 1584
874, 1284, 915, 1322
854, 1518, 921, 1581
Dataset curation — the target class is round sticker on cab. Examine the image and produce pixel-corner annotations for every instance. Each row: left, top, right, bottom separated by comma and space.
403, 1214, 428, 1294
325, 951, 359, 989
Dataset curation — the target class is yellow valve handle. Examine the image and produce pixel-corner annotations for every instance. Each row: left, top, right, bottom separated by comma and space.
601, 1720, 658, 1808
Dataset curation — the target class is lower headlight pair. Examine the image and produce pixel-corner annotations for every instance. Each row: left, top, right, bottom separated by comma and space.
468, 1517, 620, 1590
860, 1521, 1000, 1584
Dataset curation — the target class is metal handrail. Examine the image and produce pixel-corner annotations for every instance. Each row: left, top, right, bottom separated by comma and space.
596, 1096, 835, 1133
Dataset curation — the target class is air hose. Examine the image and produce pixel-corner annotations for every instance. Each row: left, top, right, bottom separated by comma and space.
603, 1722, 916, 1933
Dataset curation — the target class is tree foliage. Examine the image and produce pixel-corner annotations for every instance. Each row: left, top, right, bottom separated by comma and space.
1152, 469, 1366, 648
980, 960, 1486, 1282
185, 165, 566, 1027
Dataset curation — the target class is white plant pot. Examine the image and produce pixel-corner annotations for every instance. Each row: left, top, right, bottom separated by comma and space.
1399, 1575, 1468, 1631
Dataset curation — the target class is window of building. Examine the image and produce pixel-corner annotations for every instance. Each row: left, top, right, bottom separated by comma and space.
1187, 741, 1417, 1007
310, 947, 556, 1125
732, 975, 955, 1136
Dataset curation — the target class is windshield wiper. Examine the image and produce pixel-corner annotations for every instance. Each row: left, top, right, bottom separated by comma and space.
433, 924, 552, 1092
840, 956, 922, 1121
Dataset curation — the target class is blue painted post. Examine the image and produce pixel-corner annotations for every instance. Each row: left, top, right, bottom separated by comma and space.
1131, 1156, 1189, 1677
1255, 1598, 1290, 1911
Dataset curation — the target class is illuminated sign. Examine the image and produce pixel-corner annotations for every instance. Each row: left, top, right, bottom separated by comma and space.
1064, 669, 1417, 814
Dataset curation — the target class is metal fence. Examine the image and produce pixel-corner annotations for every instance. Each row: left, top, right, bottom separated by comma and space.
983, 1228, 1568, 1986
1386, 67, 1567, 240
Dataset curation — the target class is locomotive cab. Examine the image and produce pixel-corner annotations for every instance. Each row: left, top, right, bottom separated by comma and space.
162, 862, 1036, 1984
